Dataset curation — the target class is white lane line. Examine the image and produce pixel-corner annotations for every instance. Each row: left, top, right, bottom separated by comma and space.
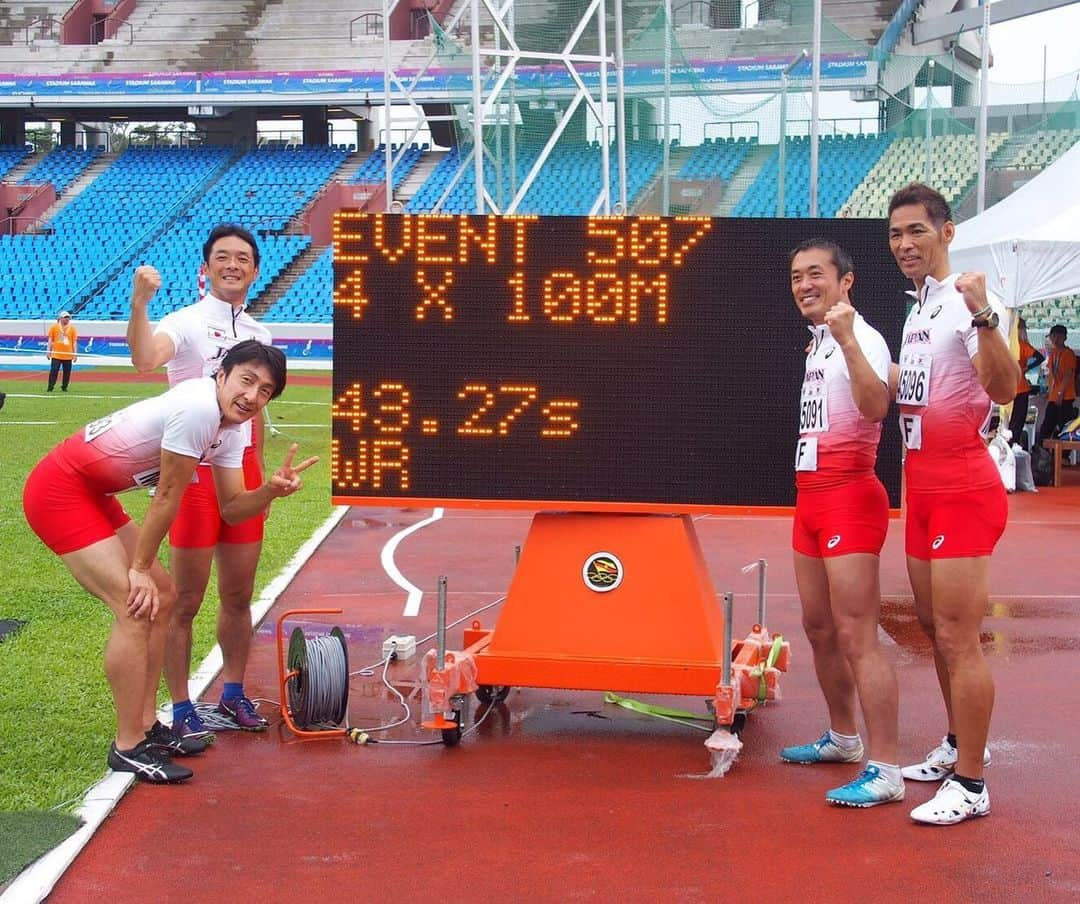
0, 421, 59, 425
381, 508, 445, 617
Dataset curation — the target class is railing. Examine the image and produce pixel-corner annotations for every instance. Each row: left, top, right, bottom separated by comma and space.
91, 19, 133, 44
594, 122, 683, 144
350, 13, 383, 40
703, 120, 761, 141
1, 216, 55, 237
672, 1, 711, 28
786, 117, 880, 137
19, 16, 61, 44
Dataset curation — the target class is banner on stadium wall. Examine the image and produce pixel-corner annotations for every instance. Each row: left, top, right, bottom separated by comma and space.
0, 72, 199, 96
0, 54, 870, 98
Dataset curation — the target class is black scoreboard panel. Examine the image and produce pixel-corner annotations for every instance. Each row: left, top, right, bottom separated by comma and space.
331, 214, 908, 512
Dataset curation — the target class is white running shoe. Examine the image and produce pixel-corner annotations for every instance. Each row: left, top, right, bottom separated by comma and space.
901, 737, 992, 781
910, 778, 990, 825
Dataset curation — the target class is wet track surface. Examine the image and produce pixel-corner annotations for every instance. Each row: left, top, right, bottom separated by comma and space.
46, 484, 1080, 902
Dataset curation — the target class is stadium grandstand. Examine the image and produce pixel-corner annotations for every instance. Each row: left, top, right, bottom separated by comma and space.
0, 0, 1078, 343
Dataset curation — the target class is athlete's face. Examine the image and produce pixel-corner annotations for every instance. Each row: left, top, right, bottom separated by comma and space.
215, 361, 276, 425
888, 203, 954, 289
790, 248, 852, 325
205, 235, 259, 305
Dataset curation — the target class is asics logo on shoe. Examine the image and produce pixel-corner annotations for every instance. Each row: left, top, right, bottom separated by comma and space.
931, 534, 945, 550
826, 535, 842, 549
112, 748, 168, 781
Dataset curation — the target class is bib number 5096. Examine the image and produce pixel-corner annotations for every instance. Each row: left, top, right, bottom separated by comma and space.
896, 367, 928, 406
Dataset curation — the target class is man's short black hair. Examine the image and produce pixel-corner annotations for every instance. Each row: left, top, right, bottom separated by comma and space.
220, 339, 286, 399
1049, 323, 1067, 338
789, 237, 854, 279
203, 224, 261, 268
887, 183, 952, 229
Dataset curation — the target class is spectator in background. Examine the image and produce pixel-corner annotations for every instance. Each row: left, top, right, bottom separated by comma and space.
46, 310, 78, 392
1007, 318, 1044, 450
1038, 324, 1076, 444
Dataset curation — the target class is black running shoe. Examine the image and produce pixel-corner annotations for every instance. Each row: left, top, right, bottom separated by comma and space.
107, 741, 193, 783
145, 720, 207, 757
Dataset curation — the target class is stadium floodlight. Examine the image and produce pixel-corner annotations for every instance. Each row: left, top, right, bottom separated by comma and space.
777, 49, 808, 219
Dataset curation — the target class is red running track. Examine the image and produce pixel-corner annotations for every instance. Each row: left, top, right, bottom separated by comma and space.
40, 477, 1080, 902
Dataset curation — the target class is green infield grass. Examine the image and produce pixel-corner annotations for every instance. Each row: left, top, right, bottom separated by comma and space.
0, 371, 332, 821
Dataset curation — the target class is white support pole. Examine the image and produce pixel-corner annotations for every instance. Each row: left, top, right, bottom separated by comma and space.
614, 0, 628, 211
662, 0, 672, 216
976, 0, 990, 213
471, 0, 485, 213
809, 0, 821, 217
925, 58, 934, 183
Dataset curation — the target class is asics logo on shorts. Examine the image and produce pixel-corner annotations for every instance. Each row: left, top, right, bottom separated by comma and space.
931, 534, 945, 550
826, 535, 842, 549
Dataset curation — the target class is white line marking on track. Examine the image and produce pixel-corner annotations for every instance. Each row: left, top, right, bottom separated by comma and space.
381, 508, 445, 617
0, 421, 59, 425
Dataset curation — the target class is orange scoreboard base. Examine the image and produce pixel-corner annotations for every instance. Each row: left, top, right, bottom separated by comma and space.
462, 511, 728, 696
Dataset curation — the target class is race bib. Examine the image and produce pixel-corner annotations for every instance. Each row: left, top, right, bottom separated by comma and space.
84, 414, 115, 443
896, 349, 931, 407
799, 383, 829, 433
794, 436, 819, 471
899, 414, 923, 450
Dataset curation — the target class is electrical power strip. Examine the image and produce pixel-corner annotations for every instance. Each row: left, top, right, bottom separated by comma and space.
381, 634, 417, 660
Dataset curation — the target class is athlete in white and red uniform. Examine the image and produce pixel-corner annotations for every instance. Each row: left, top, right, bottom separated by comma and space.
779, 239, 902, 810
23, 340, 314, 783
127, 224, 276, 737
887, 184, 1019, 826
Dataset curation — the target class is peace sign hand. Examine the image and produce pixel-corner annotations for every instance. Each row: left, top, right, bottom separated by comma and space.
266, 443, 318, 498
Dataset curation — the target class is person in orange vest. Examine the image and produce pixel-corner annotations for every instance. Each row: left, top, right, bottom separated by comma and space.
1006, 317, 1044, 450
1038, 324, 1077, 444
46, 310, 79, 392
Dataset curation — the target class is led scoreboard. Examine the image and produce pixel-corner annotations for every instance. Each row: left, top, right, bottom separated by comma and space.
331, 213, 908, 512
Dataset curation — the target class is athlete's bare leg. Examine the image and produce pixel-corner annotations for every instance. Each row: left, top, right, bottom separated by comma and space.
907, 554, 955, 734
214, 541, 261, 685
794, 551, 857, 736
61, 526, 173, 750
824, 553, 898, 763
165, 544, 214, 705
928, 556, 994, 779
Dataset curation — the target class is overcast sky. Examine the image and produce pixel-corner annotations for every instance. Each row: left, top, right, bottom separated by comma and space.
987, 2, 1080, 84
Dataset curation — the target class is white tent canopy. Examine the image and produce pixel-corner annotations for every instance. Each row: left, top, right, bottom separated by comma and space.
951, 140, 1080, 309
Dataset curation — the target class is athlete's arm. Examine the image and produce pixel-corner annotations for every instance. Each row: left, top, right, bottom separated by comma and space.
825, 301, 890, 422
956, 273, 1019, 404
213, 443, 318, 525
128, 448, 201, 620
127, 265, 177, 373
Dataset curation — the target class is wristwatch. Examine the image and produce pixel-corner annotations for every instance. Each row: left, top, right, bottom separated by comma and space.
972, 310, 999, 329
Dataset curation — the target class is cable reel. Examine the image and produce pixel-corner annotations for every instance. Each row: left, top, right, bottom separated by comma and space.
286, 625, 349, 729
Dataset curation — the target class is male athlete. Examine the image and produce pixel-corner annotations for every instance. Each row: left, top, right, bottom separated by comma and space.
127, 224, 274, 737
24, 340, 314, 782
780, 239, 902, 808
888, 183, 1018, 825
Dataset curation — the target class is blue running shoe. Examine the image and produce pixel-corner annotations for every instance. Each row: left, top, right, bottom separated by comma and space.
780, 730, 863, 764
173, 708, 217, 744
826, 764, 905, 808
